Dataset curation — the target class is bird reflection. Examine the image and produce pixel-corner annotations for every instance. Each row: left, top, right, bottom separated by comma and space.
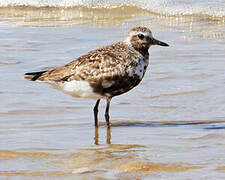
94, 127, 99, 145
94, 126, 111, 145
106, 126, 111, 144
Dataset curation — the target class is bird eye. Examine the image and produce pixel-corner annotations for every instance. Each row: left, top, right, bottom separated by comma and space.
138, 34, 144, 40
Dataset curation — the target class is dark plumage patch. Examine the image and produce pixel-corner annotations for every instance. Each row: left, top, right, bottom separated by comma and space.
58, 74, 74, 82
90, 74, 141, 97
24, 71, 47, 81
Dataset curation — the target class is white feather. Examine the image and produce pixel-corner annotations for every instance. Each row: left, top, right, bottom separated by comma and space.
52, 80, 103, 99
128, 57, 148, 79
124, 31, 153, 46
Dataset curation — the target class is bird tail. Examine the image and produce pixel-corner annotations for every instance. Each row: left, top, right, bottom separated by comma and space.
24, 71, 47, 81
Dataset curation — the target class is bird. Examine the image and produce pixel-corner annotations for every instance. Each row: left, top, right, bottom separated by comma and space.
24, 26, 169, 127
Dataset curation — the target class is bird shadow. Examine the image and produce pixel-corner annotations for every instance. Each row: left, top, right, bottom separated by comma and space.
99, 120, 225, 128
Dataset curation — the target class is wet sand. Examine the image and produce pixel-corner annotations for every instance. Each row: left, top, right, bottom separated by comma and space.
0, 7, 225, 179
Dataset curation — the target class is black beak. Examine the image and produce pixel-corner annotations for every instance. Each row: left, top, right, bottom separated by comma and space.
152, 38, 169, 46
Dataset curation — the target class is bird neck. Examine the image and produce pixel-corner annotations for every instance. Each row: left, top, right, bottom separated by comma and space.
135, 47, 149, 57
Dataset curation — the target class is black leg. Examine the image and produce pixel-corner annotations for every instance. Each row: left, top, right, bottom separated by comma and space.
93, 99, 100, 127
105, 98, 111, 127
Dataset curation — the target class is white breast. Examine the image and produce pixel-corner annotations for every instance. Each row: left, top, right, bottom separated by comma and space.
128, 57, 149, 79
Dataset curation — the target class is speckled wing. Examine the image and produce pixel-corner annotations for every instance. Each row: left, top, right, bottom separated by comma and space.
70, 42, 143, 97
35, 42, 143, 97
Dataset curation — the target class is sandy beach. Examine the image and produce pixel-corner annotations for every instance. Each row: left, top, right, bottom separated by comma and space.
0, 2, 225, 179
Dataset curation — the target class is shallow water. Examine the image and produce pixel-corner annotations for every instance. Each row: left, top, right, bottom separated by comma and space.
0, 5, 225, 180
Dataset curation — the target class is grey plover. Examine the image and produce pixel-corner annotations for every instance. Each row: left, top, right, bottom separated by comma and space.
25, 27, 169, 127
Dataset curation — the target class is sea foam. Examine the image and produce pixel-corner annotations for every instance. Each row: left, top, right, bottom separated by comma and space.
0, 0, 225, 18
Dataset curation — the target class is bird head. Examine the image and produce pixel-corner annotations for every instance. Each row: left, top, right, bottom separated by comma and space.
124, 27, 169, 54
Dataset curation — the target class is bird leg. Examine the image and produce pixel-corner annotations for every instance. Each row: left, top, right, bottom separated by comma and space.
105, 98, 111, 127
93, 99, 100, 127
